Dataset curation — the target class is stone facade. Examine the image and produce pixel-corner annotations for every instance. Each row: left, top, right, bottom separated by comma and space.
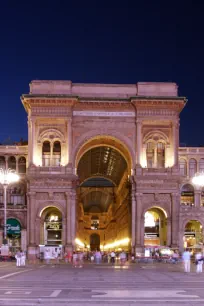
0, 80, 203, 256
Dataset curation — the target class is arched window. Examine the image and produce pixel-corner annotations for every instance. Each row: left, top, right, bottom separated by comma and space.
18, 157, 26, 174
146, 142, 154, 168
189, 158, 197, 177
181, 184, 194, 206
10, 184, 26, 205
179, 158, 187, 176
0, 156, 6, 169
42, 141, 51, 166
8, 156, 16, 170
199, 158, 204, 173
53, 141, 61, 166
157, 142, 165, 168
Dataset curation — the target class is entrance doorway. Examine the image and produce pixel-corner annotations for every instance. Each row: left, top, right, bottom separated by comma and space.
76, 142, 131, 251
40, 207, 62, 246
7, 218, 21, 252
144, 207, 167, 246
90, 233, 100, 251
184, 220, 203, 249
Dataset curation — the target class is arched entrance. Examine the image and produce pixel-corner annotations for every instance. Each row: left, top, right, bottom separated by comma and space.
40, 207, 62, 246
75, 136, 132, 251
184, 220, 203, 249
144, 207, 167, 247
7, 218, 21, 252
90, 233, 100, 251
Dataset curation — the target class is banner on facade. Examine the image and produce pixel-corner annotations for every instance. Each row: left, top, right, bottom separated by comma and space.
7, 219, 21, 235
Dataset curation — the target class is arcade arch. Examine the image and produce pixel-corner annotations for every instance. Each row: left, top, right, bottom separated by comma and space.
184, 220, 203, 249
144, 207, 167, 247
75, 136, 132, 251
39, 206, 63, 246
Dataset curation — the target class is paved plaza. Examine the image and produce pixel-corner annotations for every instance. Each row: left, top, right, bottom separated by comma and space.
0, 262, 203, 305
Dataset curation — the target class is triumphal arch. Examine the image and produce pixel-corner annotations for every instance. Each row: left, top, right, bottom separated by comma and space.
20, 80, 187, 257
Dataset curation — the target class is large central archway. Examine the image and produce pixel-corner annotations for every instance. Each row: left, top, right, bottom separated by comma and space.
75, 136, 132, 252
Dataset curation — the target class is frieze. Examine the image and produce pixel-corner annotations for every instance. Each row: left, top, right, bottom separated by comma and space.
36, 193, 48, 200
73, 111, 135, 117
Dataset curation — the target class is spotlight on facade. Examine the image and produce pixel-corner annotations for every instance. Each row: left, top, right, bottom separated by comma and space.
0, 169, 19, 248
192, 172, 204, 187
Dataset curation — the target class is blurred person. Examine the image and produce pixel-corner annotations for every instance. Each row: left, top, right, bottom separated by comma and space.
20, 250, 26, 266
110, 251, 116, 264
79, 252, 84, 268
182, 249, 191, 273
95, 250, 101, 264
15, 250, 21, 267
72, 251, 78, 268
195, 251, 203, 273
119, 250, 126, 267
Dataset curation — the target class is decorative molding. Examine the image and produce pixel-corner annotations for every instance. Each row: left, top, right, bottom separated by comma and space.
73, 111, 135, 117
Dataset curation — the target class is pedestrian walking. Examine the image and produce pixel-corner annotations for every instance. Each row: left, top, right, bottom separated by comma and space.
20, 250, 26, 266
44, 248, 50, 265
182, 249, 191, 272
72, 251, 78, 267
110, 251, 116, 264
95, 250, 101, 264
119, 250, 126, 267
15, 250, 21, 267
195, 251, 203, 273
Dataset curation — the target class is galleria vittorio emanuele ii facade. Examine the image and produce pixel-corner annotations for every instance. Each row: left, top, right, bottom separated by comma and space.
0, 80, 203, 258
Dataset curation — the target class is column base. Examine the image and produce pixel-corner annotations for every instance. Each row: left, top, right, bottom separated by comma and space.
27, 245, 37, 260
135, 245, 143, 256
65, 244, 73, 253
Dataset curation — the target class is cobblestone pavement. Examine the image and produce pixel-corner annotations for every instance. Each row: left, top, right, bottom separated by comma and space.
0, 261, 203, 305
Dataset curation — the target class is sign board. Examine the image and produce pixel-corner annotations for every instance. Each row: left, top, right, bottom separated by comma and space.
7, 219, 21, 235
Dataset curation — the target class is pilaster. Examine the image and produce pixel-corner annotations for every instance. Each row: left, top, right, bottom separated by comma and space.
136, 120, 142, 165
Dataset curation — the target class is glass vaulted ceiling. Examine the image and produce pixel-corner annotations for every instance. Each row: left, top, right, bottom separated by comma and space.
77, 146, 127, 186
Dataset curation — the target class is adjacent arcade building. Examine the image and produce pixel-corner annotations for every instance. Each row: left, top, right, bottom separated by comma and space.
0, 80, 203, 257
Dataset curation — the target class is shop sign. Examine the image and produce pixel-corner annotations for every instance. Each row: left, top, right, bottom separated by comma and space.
7, 219, 21, 235
184, 233, 195, 237
145, 233, 159, 238
46, 222, 62, 230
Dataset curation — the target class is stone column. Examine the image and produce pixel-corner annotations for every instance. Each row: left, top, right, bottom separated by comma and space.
171, 193, 179, 247
131, 192, 136, 253
71, 190, 76, 249
67, 118, 72, 164
154, 146, 157, 168
194, 191, 201, 207
65, 192, 72, 248
172, 120, 179, 166
166, 217, 172, 247
136, 120, 142, 166
0, 230, 3, 246
5, 156, 8, 170
135, 193, 143, 254
27, 117, 32, 165
50, 142, 53, 166
21, 229, 27, 252
16, 156, 19, 173
31, 117, 36, 165
27, 192, 36, 259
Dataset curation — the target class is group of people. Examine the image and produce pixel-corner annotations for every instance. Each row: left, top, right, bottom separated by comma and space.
63, 250, 128, 267
182, 249, 204, 273
15, 250, 26, 267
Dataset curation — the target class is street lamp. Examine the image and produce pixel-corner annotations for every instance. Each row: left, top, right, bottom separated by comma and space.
192, 172, 204, 187
0, 169, 19, 242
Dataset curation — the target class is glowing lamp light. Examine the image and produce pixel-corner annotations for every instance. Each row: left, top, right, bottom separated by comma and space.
75, 238, 85, 247
104, 237, 130, 250
0, 169, 19, 185
192, 173, 204, 187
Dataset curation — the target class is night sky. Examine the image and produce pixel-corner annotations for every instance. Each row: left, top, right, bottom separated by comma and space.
0, 0, 203, 146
